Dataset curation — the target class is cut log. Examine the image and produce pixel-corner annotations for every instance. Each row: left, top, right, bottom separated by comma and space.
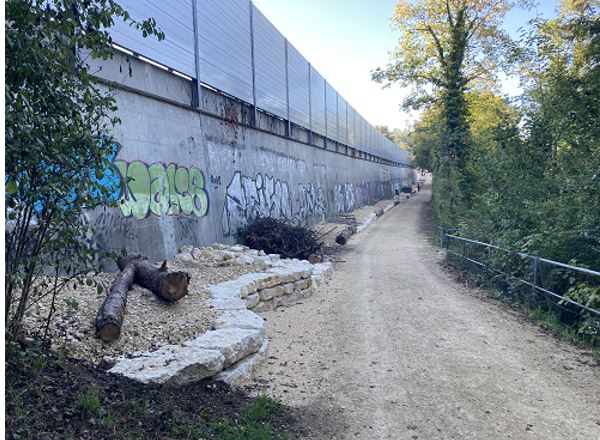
336, 226, 355, 245
117, 255, 190, 302
96, 261, 137, 342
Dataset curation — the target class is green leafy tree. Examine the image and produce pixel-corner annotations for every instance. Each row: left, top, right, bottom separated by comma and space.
373, 0, 529, 225
375, 125, 411, 150
5, 0, 163, 342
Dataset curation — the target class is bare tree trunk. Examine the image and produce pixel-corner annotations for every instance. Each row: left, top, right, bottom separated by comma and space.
117, 256, 190, 302
96, 260, 137, 342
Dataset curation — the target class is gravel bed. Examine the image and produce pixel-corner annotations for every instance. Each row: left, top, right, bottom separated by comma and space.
20, 198, 398, 366
22, 259, 263, 365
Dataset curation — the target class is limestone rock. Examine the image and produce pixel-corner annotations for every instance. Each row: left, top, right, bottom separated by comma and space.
213, 309, 265, 334
173, 252, 193, 262
294, 278, 311, 291
258, 285, 284, 301
109, 345, 224, 386
252, 300, 273, 312
282, 283, 294, 295
245, 293, 260, 309
215, 340, 269, 386
209, 297, 247, 310
188, 328, 263, 368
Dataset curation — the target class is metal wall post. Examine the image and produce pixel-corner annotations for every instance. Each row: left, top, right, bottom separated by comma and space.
249, 1, 258, 126
191, 0, 202, 108
335, 92, 339, 152
284, 39, 291, 137
324, 80, 327, 148
308, 63, 313, 145
345, 103, 348, 147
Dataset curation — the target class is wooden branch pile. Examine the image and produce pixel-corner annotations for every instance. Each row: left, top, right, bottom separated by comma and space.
96, 256, 190, 342
241, 216, 323, 260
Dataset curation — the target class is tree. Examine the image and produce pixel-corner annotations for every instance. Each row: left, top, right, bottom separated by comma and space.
5, 0, 163, 342
375, 125, 411, 150
373, 0, 529, 224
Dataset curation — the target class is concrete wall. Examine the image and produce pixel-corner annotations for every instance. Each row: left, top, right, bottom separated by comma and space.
88, 52, 416, 262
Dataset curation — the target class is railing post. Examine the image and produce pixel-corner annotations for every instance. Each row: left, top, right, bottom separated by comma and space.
531, 257, 539, 305
191, 0, 202, 108
249, 1, 258, 127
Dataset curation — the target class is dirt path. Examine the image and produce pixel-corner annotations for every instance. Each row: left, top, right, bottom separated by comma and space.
252, 182, 600, 440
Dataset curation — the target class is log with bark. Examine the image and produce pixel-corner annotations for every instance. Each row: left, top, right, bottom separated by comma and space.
96, 260, 137, 342
336, 226, 356, 245
117, 255, 190, 302
96, 256, 191, 342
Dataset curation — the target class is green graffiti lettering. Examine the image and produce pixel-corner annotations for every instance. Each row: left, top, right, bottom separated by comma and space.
189, 167, 209, 217
149, 163, 169, 216
113, 160, 132, 217
175, 167, 193, 215
127, 161, 151, 219
166, 163, 180, 215
111, 159, 209, 219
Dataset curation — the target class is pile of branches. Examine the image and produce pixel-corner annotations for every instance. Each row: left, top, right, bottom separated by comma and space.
241, 217, 323, 260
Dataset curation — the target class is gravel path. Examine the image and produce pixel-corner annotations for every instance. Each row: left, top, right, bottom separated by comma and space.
253, 181, 600, 439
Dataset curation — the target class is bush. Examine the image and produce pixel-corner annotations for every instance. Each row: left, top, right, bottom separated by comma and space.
5, 0, 163, 343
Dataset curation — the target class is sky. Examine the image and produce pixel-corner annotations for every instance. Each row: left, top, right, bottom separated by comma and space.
253, 0, 559, 130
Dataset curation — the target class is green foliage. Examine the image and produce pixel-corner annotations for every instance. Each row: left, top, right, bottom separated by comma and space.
5, 0, 163, 343
400, 1, 600, 340
374, 1, 530, 226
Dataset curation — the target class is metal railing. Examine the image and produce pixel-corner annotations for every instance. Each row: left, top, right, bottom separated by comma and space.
439, 228, 600, 317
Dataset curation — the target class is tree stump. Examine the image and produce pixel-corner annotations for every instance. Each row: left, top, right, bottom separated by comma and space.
117, 255, 190, 302
96, 260, 137, 342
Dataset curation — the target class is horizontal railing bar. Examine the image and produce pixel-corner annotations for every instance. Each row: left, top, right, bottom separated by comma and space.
445, 234, 600, 277
446, 249, 600, 316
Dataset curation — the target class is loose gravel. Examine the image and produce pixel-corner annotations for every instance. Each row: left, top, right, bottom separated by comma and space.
22, 259, 264, 365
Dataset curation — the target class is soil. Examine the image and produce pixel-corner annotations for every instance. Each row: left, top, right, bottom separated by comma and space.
251, 180, 600, 439
5, 346, 307, 439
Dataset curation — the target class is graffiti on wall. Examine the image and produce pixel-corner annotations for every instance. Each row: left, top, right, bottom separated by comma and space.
113, 160, 209, 220
221, 172, 328, 236
222, 172, 293, 236
334, 183, 357, 213
334, 177, 401, 214
296, 183, 327, 222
